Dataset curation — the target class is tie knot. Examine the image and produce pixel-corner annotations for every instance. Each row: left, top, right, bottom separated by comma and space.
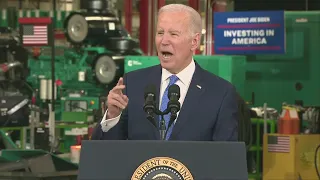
169, 75, 179, 86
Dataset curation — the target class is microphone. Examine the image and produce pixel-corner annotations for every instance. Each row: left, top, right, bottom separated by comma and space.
167, 84, 181, 128
143, 84, 157, 127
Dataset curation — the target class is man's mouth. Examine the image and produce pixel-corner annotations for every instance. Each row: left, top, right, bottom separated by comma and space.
161, 51, 173, 59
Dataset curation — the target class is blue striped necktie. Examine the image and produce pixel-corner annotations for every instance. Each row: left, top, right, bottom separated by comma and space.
159, 75, 179, 140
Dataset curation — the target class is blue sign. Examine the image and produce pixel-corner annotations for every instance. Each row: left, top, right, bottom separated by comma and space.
213, 11, 285, 55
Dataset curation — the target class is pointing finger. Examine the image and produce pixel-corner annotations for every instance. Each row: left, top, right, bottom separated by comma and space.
111, 85, 125, 93
117, 77, 124, 86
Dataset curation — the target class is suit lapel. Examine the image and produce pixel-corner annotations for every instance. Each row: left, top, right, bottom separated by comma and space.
145, 65, 162, 139
169, 63, 205, 140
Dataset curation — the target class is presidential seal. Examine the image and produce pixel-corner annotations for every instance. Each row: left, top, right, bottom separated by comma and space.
131, 157, 194, 180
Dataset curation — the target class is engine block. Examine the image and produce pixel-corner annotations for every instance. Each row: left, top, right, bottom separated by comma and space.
26, 45, 124, 120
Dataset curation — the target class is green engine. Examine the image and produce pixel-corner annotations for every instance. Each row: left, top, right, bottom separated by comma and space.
0, 1, 145, 152
24, 8, 143, 122
26, 46, 120, 121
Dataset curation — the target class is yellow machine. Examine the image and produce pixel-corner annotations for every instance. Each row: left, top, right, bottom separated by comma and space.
263, 134, 320, 180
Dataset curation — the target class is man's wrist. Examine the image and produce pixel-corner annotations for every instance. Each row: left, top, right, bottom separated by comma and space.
107, 111, 118, 119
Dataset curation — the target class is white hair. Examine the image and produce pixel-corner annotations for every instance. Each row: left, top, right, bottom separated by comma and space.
158, 4, 202, 36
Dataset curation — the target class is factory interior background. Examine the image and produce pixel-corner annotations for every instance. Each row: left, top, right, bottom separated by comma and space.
0, 0, 319, 179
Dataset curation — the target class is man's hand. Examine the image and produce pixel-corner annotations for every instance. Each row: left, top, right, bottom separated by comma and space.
106, 77, 129, 119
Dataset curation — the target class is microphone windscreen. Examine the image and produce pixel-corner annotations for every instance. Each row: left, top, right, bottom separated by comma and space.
168, 84, 180, 97
144, 84, 157, 99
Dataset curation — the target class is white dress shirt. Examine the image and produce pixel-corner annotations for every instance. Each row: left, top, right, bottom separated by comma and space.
100, 59, 196, 132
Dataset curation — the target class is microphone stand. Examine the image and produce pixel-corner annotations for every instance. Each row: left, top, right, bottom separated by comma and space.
158, 110, 179, 140
155, 109, 169, 140
159, 114, 166, 140
145, 106, 179, 141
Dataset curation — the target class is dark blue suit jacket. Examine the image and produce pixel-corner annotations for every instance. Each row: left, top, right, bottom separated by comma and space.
92, 63, 238, 141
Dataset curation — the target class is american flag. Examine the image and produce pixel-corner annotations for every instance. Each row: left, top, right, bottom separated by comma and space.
268, 135, 290, 153
22, 25, 48, 45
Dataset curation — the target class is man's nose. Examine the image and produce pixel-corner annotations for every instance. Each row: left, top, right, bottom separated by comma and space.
160, 34, 170, 45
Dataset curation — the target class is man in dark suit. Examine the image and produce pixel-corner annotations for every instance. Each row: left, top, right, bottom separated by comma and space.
92, 4, 238, 141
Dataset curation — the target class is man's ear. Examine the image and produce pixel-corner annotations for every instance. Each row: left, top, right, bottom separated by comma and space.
191, 33, 201, 51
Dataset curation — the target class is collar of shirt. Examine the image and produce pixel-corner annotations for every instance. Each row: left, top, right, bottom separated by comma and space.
161, 59, 195, 87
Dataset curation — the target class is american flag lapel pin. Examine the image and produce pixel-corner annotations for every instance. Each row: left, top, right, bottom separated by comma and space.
196, 85, 202, 89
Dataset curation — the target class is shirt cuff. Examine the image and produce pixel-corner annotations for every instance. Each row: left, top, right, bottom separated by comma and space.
100, 109, 121, 132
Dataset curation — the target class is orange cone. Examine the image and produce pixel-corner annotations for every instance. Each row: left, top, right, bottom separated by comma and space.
278, 107, 300, 134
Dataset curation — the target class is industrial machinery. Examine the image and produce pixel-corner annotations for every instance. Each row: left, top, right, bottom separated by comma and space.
262, 104, 320, 180
0, 0, 143, 152
26, 1, 143, 151
29, 1, 141, 117
27, 46, 116, 122
263, 134, 320, 180
0, 27, 31, 128
0, 27, 28, 95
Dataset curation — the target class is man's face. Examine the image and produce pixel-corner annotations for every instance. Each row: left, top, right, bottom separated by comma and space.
155, 11, 199, 74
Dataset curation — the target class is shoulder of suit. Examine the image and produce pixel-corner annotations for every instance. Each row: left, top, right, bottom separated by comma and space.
200, 67, 235, 91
